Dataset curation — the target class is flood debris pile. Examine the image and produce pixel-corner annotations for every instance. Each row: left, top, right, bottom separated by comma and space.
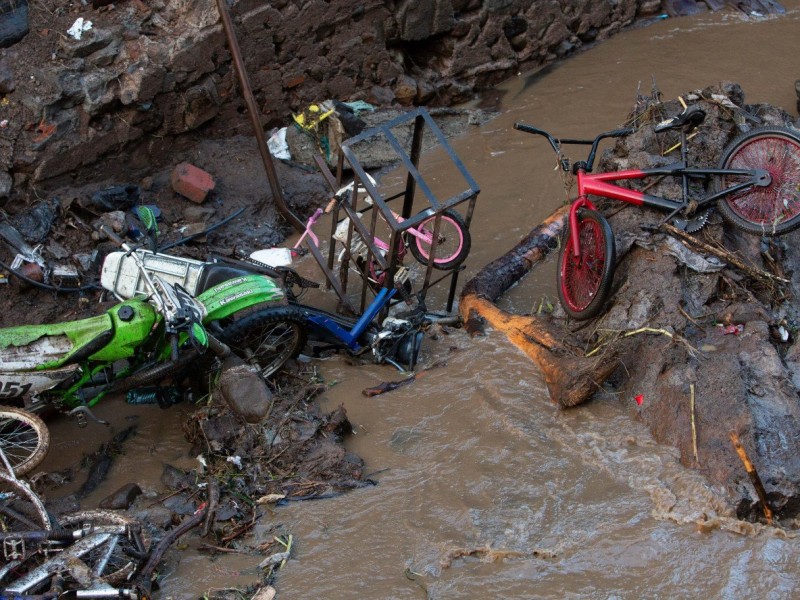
183, 375, 369, 504
462, 82, 800, 525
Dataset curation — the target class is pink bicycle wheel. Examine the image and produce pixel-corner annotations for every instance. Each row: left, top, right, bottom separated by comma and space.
408, 209, 470, 270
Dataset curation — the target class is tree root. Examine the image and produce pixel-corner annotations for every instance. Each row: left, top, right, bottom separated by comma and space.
459, 204, 620, 408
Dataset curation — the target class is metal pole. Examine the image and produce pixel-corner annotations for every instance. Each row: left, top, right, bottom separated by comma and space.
215, 0, 304, 232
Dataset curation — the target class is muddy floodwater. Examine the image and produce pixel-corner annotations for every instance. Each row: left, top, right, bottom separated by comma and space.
37, 4, 800, 598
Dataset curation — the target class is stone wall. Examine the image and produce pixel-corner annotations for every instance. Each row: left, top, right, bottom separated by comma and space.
0, 0, 776, 199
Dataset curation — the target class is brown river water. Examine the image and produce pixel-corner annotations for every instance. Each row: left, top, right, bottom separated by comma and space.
36, 4, 800, 598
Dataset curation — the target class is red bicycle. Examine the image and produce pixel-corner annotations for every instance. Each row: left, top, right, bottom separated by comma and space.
515, 106, 800, 320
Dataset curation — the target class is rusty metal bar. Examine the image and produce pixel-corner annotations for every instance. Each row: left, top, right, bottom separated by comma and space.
215, 0, 304, 233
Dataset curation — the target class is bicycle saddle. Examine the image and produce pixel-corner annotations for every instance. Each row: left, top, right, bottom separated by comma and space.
654, 105, 706, 133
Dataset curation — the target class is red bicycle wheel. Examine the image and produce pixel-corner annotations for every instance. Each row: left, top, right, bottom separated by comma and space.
717, 127, 800, 236
557, 209, 616, 320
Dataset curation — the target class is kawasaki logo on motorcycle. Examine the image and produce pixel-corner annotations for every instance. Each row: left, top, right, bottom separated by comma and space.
219, 289, 254, 306
214, 277, 249, 291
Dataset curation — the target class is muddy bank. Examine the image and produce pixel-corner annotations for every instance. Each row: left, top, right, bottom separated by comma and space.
462, 81, 800, 524
0, 0, 787, 208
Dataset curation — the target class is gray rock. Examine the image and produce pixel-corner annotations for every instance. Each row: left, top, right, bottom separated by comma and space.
160, 464, 191, 490
215, 355, 274, 424
99, 483, 143, 510
0, 0, 28, 49
59, 27, 117, 60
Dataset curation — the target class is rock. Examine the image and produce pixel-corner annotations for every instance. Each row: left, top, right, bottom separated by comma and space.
182, 77, 221, 130
58, 26, 117, 59
162, 492, 196, 515
161, 464, 191, 490
396, 0, 455, 41
133, 505, 173, 529
99, 483, 143, 510
393, 74, 418, 106
215, 354, 274, 424
0, 0, 28, 49
183, 205, 216, 222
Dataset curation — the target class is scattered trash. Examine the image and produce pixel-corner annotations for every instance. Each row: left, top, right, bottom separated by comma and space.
0, 221, 44, 265
67, 17, 93, 40
0, 119, 8, 128
665, 236, 724, 273
256, 493, 287, 504
292, 102, 335, 131
720, 324, 744, 335
226, 455, 243, 469
267, 127, 291, 159
635, 394, 644, 406
87, 184, 141, 212
9, 198, 59, 243
250, 247, 293, 267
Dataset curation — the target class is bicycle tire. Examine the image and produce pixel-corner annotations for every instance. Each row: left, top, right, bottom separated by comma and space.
219, 307, 307, 379
557, 209, 616, 320
56, 510, 149, 585
716, 126, 800, 236
408, 209, 471, 270
0, 470, 51, 534
0, 407, 50, 477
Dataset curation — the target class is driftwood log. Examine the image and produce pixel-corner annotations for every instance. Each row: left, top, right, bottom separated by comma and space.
459, 204, 618, 408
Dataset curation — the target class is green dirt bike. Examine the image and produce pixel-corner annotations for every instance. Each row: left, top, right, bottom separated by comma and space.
0, 221, 287, 434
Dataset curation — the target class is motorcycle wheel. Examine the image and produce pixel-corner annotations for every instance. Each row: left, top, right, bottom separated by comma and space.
219, 307, 307, 379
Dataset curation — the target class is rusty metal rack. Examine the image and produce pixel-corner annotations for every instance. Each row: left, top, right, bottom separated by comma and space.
307, 107, 480, 315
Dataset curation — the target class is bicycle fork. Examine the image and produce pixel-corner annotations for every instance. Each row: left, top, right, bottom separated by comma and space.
567, 196, 598, 259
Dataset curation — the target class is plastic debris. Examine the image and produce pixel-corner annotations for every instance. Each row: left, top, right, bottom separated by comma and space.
267, 127, 291, 160
292, 102, 335, 131
665, 236, 724, 273
250, 247, 293, 267
67, 18, 92, 40
721, 324, 744, 335
635, 394, 644, 406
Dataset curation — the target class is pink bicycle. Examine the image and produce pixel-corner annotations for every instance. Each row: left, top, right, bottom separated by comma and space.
515, 105, 800, 320
327, 179, 471, 286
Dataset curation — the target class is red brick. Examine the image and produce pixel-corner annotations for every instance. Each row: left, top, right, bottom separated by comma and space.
171, 162, 215, 204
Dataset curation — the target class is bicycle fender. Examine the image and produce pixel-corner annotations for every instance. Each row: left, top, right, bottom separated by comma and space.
199, 274, 286, 322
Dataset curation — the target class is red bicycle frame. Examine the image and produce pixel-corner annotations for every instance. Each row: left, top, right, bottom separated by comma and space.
570, 162, 767, 258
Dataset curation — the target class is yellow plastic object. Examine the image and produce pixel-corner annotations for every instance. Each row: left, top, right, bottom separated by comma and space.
292, 103, 335, 130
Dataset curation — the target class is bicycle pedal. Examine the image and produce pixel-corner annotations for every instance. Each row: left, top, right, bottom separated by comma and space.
3, 536, 25, 561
